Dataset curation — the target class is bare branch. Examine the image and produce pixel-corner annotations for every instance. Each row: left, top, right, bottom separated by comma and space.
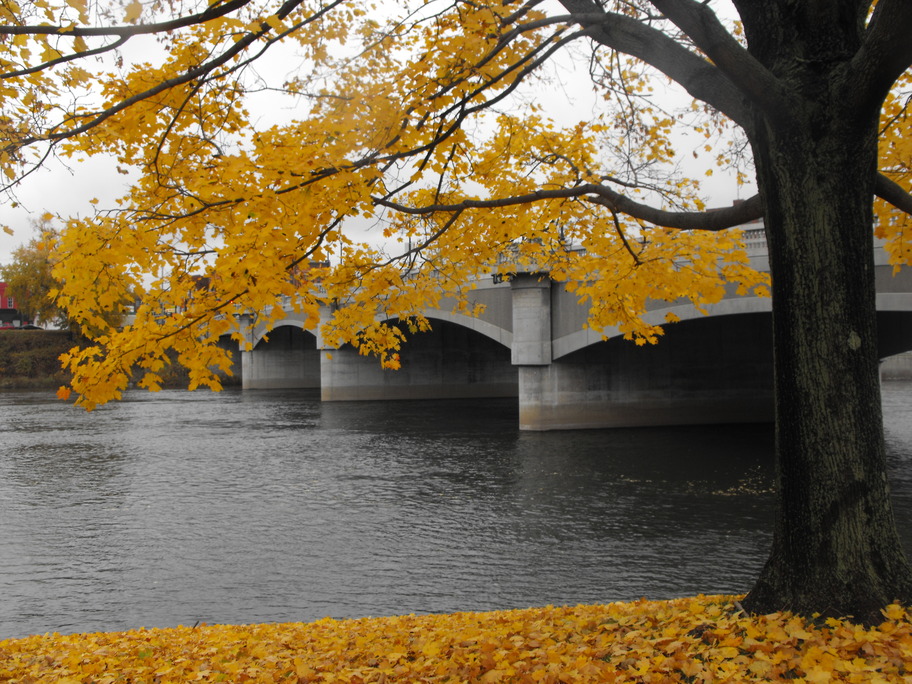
853, 0, 912, 115
0, 0, 257, 38
646, 0, 791, 125
383, 210, 465, 269
1, 36, 128, 80
2, 0, 335, 155
875, 172, 912, 216
608, 209, 643, 264
374, 185, 764, 232
556, 0, 752, 130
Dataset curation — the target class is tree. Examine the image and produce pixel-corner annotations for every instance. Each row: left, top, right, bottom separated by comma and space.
0, 217, 63, 327
0, 216, 125, 331
1, 0, 911, 623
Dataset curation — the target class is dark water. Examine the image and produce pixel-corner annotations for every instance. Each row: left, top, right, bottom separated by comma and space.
0, 383, 910, 640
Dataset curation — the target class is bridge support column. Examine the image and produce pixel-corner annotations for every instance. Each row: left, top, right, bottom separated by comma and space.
511, 273, 552, 366
318, 303, 405, 401
317, 304, 353, 401
238, 314, 256, 390
510, 274, 561, 430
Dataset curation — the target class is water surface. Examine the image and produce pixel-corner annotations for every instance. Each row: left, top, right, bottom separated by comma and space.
0, 383, 910, 639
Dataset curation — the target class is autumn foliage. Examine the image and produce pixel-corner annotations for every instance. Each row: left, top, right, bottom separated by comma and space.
2, 596, 912, 682
0, 2, 909, 410
876, 70, 912, 270
0, 0, 785, 409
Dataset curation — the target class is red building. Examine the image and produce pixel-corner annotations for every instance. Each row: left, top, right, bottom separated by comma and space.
0, 282, 30, 328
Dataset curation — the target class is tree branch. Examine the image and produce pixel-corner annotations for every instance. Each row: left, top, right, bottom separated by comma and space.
875, 172, 912, 216
608, 208, 643, 264
374, 185, 763, 232
646, 0, 792, 125
3, 0, 330, 155
853, 0, 912, 115
556, 0, 752, 130
0, 0, 257, 38
1, 36, 128, 80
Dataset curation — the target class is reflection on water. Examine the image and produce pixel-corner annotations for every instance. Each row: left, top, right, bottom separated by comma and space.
0, 383, 910, 639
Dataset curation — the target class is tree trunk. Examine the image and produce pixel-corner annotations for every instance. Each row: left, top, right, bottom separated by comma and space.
740, 46, 912, 623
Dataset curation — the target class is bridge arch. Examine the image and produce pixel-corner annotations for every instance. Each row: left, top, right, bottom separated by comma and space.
553, 296, 772, 360
553, 293, 912, 362
242, 321, 320, 389
249, 313, 310, 348
401, 308, 513, 350
523, 311, 776, 429
244, 304, 513, 360
320, 315, 517, 401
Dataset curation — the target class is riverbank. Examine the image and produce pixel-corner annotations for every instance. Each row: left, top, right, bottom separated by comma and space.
0, 330, 240, 390
0, 329, 76, 390
1, 596, 909, 682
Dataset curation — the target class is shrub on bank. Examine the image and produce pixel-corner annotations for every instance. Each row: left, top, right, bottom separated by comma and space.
0, 330, 76, 389
0, 330, 240, 391
1, 596, 910, 682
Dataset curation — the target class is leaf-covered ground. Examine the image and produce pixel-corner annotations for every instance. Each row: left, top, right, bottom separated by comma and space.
1, 595, 910, 682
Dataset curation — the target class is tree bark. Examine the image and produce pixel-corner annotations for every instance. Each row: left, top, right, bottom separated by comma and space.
738, 5, 912, 624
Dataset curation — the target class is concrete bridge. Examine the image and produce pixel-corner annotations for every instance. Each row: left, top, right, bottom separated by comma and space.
235, 230, 912, 430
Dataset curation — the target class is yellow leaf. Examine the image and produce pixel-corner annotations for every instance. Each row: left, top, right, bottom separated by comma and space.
123, 0, 142, 23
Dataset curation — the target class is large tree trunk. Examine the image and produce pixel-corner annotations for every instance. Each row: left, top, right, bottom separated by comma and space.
739, 9, 912, 623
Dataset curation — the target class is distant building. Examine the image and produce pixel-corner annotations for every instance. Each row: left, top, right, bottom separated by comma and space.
0, 282, 31, 328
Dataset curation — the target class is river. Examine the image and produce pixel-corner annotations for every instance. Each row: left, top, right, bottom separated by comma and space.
1, 383, 910, 640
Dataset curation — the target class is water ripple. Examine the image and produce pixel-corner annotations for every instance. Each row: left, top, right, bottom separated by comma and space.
1, 386, 910, 639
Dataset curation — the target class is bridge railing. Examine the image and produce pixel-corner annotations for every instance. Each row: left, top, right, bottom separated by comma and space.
741, 226, 768, 254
